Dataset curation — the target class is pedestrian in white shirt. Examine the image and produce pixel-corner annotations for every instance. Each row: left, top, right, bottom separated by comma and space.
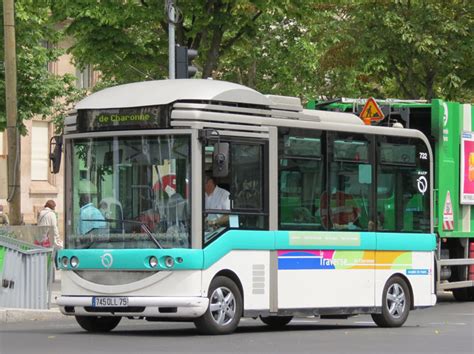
204, 175, 230, 229
38, 200, 63, 248
0, 205, 9, 225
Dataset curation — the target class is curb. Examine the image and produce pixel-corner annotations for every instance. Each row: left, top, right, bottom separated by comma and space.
0, 307, 66, 324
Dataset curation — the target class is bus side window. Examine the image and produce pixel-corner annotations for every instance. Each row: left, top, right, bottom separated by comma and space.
376, 137, 430, 233
329, 133, 373, 231
278, 129, 323, 231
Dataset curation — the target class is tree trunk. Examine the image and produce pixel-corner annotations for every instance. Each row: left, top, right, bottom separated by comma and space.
202, 28, 224, 78
425, 70, 436, 100
3, 0, 22, 225
246, 59, 257, 88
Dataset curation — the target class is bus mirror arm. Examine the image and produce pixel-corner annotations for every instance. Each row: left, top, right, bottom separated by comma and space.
198, 129, 229, 178
49, 135, 63, 174
211, 130, 229, 178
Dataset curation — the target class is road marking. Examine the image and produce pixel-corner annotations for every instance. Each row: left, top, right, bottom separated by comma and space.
291, 319, 320, 324
354, 321, 375, 325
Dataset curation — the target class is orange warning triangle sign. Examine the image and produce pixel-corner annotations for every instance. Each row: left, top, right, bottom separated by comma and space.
443, 190, 454, 230
360, 97, 385, 122
444, 191, 453, 216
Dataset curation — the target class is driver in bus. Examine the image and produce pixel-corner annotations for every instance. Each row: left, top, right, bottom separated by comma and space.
204, 174, 230, 230
78, 194, 107, 235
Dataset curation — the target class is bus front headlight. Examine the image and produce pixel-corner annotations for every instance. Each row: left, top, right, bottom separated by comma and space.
70, 256, 79, 268
164, 256, 175, 268
149, 256, 158, 268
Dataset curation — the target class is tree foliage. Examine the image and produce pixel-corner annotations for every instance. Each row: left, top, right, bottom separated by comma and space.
51, 0, 473, 102
0, 0, 82, 134
321, 1, 474, 100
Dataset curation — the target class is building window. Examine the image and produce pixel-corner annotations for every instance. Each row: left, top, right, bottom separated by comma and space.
31, 121, 50, 181
41, 40, 53, 72
0, 132, 4, 155
76, 65, 93, 89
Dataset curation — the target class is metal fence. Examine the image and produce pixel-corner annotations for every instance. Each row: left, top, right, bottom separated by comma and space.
0, 233, 54, 309
0, 225, 54, 246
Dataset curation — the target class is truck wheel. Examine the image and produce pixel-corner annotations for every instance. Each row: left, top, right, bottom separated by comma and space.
194, 276, 242, 335
260, 315, 293, 328
452, 287, 474, 302
75, 315, 121, 332
372, 276, 411, 328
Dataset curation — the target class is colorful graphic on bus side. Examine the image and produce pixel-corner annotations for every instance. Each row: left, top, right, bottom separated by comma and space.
460, 132, 474, 204
277, 250, 414, 270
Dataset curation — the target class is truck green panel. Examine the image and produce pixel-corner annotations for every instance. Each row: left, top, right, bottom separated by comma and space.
433, 100, 473, 238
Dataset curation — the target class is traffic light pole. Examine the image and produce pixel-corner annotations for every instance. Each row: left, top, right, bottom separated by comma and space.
167, 0, 175, 79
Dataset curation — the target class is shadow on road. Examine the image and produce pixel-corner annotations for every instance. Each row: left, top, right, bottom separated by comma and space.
61, 321, 378, 338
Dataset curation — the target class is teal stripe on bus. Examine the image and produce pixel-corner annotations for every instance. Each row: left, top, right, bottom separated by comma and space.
58, 230, 435, 270
274, 231, 376, 250
202, 230, 274, 268
58, 248, 204, 270
376, 232, 436, 251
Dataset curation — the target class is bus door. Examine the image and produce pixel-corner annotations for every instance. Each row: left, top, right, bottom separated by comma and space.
202, 136, 269, 237
277, 130, 376, 310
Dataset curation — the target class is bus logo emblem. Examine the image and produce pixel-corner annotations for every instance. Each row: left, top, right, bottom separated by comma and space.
417, 176, 428, 195
101, 253, 113, 268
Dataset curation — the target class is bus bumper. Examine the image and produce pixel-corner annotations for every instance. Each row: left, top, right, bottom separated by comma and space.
56, 295, 209, 318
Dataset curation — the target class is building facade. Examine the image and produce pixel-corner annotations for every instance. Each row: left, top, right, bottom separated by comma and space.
0, 40, 97, 239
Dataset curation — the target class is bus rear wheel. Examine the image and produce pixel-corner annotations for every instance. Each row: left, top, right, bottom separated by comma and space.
372, 276, 411, 328
194, 276, 242, 335
75, 315, 121, 332
260, 315, 293, 328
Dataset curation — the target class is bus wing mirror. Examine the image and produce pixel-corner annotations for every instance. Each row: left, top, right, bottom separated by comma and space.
49, 135, 63, 174
213, 142, 229, 177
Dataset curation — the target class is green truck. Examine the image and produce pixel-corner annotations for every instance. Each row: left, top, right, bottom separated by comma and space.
309, 98, 474, 301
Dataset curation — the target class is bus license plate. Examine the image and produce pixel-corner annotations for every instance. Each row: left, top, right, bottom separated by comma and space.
92, 297, 129, 307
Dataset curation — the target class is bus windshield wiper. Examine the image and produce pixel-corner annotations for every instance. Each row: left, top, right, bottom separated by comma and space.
138, 222, 163, 249
80, 218, 163, 249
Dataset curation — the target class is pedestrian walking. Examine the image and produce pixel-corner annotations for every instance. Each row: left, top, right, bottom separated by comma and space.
0, 205, 9, 225
37, 200, 63, 248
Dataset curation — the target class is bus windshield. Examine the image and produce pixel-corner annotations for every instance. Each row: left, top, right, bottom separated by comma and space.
67, 134, 191, 249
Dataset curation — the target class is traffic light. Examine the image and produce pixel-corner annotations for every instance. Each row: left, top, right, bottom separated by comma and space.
175, 45, 198, 79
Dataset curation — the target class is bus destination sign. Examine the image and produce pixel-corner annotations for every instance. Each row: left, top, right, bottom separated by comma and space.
96, 113, 152, 124
77, 105, 170, 132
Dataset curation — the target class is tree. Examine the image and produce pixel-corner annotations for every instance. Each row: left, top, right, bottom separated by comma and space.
315, 1, 474, 100
50, 1, 310, 83
50, 1, 473, 102
0, 0, 81, 135
217, 4, 356, 101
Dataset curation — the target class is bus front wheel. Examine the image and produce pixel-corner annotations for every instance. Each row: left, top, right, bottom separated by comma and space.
75, 315, 121, 332
194, 276, 242, 335
372, 276, 411, 328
